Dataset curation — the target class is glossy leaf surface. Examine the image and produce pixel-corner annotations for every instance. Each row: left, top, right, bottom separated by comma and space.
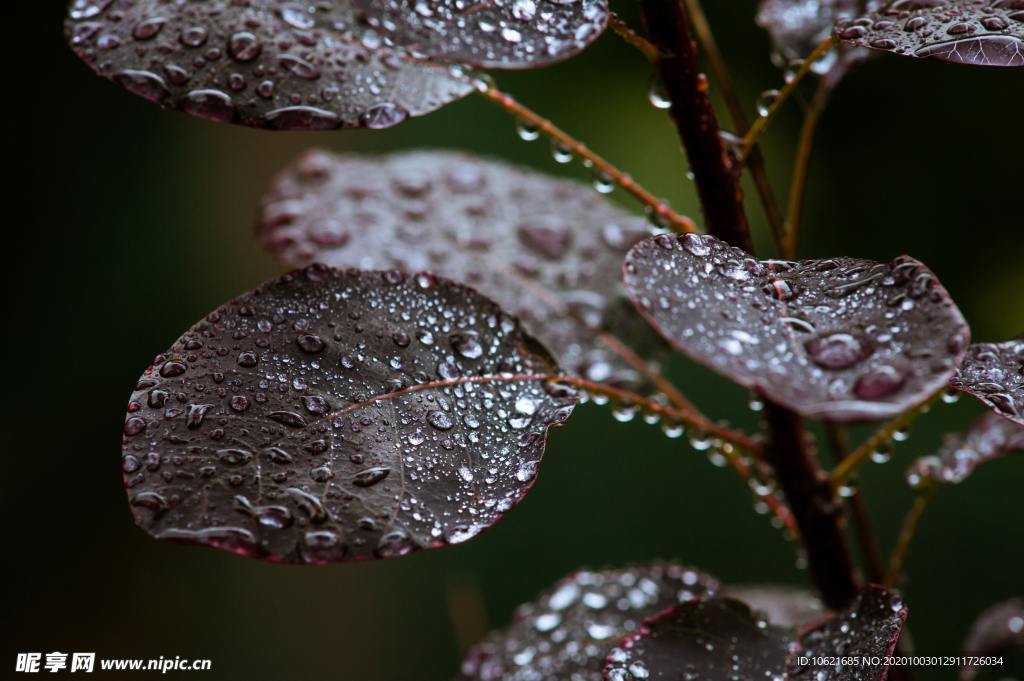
355, 0, 609, 69
757, 0, 876, 81
834, 0, 1024, 67
949, 338, 1024, 425
602, 598, 792, 681
725, 585, 825, 629
623, 233, 969, 421
906, 411, 1024, 486
261, 149, 664, 389
65, 0, 474, 130
121, 265, 577, 563
457, 564, 720, 681
788, 586, 908, 681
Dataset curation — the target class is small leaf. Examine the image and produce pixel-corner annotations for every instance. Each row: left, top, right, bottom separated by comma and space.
834, 1, 1024, 68
949, 338, 1024, 426
725, 585, 825, 629
906, 411, 1024, 486
65, 0, 473, 130
260, 149, 665, 390
457, 564, 720, 681
121, 265, 578, 563
622, 233, 969, 422
787, 586, 908, 681
961, 598, 1024, 681
757, 0, 875, 84
355, 0, 609, 70
602, 598, 792, 681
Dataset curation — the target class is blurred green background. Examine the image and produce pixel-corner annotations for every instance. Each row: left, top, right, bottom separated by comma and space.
12, 2, 1022, 679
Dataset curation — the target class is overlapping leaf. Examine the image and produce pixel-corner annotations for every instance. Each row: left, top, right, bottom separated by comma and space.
622, 233, 970, 421
834, 0, 1024, 67
260, 149, 664, 390
603, 586, 907, 681
787, 586, 908, 681
602, 598, 792, 681
121, 265, 578, 563
906, 411, 1024, 486
456, 564, 720, 681
962, 598, 1024, 680
725, 585, 824, 629
65, 0, 474, 130
949, 338, 1024, 425
355, 0, 609, 69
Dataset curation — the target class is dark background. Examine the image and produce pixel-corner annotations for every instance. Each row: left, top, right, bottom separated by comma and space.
10, 2, 1022, 679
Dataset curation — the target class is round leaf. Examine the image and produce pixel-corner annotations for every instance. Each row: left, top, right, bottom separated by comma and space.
602, 598, 792, 681
725, 585, 825, 629
834, 1, 1024, 68
355, 0, 609, 70
65, 0, 473, 130
457, 564, 720, 681
906, 411, 1024, 486
962, 598, 1024, 681
622, 233, 970, 422
949, 338, 1024, 426
260, 149, 665, 390
787, 586, 908, 681
121, 265, 577, 563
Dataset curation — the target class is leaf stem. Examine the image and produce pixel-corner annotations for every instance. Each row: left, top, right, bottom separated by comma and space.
639, 0, 754, 252
478, 83, 697, 234
783, 77, 831, 259
825, 422, 885, 583
830, 392, 942, 488
680, 0, 786, 254
607, 11, 658, 62
885, 489, 935, 587
763, 400, 859, 610
738, 36, 838, 165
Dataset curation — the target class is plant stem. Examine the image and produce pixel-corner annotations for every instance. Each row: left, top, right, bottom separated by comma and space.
763, 400, 859, 609
831, 392, 942, 487
783, 77, 831, 259
825, 422, 885, 584
738, 36, 837, 164
608, 11, 657, 62
478, 84, 697, 234
639, 0, 754, 253
886, 489, 935, 587
680, 0, 786, 254
595, 330, 700, 416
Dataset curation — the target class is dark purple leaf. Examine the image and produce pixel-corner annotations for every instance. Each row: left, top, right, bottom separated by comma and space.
355, 0, 609, 70
622, 233, 969, 422
260, 149, 664, 390
787, 586, 908, 681
121, 265, 578, 563
725, 585, 825, 629
65, 0, 474, 130
457, 564, 720, 681
602, 598, 792, 681
906, 411, 1024, 486
834, 1, 1024, 68
949, 338, 1024, 426
962, 598, 1024, 681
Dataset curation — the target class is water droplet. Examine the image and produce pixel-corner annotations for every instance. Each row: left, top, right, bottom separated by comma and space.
756, 89, 780, 117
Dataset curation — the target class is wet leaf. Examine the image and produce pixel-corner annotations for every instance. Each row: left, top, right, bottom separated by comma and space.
602, 598, 792, 681
121, 265, 578, 563
725, 585, 825, 629
757, 0, 877, 83
787, 586, 908, 681
834, 0, 1024, 68
622, 233, 969, 422
906, 411, 1024, 486
65, 0, 473, 130
949, 338, 1024, 425
260, 149, 664, 390
457, 563, 720, 681
356, 0, 609, 69
961, 598, 1024, 681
